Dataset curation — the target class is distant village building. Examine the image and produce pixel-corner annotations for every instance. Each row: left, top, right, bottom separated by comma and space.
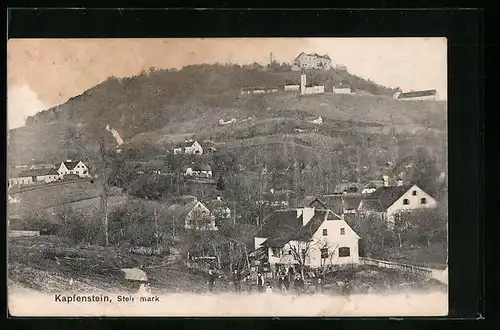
173, 140, 203, 155
253, 207, 360, 270
8, 168, 60, 186
57, 160, 91, 178
167, 196, 217, 231
185, 164, 213, 178
394, 90, 438, 101
207, 196, 232, 221
300, 74, 325, 95
284, 80, 300, 91
332, 84, 352, 94
292, 52, 332, 71
358, 184, 438, 226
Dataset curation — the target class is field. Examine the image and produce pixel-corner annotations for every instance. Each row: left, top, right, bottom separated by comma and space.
8, 179, 123, 217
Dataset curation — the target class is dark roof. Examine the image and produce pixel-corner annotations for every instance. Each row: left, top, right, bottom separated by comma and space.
63, 161, 79, 170
15, 168, 59, 178
358, 199, 385, 212
166, 199, 199, 222
320, 195, 362, 213
319, 195, 344, 214
332, 183, 365, 194
343, 195, 363, 210
191, 164, 212, 171
398, 90, 437, 99
363, 180, 385, 190
364, 185, 412, 209
258, 209, 337, 247
256, 210, 303, 239
176, 140, 198, 148
297, 196, 327, 209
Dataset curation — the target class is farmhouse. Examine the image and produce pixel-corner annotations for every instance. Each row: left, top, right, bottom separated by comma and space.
358, 184, 438, 226
284, 80, 300, 91
253, 207, 360, 270
394, 90, 438, 101
8, 168, 60, 186
185, 164, 213, 178
57, 160, 91, 178
173, 140, 203, 155
167, 196, 217, 231
292, 52, 332, 71
332, 84, 352, 94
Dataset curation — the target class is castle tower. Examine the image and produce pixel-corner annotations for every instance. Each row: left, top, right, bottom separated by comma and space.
300, 74, 306, 95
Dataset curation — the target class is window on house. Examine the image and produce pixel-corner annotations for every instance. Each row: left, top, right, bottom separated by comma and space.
338, 247, 351, 258
412, 190, 417, 196
421, 198, 427, 204
340, 228, 345, 235
271, 248, 281, 257
403, 199, 410, 205
322, 229, 328, 236
320, 248, 328, 259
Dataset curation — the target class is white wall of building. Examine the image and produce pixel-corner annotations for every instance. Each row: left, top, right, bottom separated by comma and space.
386, 184, 438, 224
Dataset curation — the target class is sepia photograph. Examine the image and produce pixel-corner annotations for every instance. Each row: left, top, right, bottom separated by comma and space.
7, 37, 448, 317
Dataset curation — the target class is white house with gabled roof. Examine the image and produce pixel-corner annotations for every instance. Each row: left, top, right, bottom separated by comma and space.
254, 207, 360, 270
57, 160, 91, 178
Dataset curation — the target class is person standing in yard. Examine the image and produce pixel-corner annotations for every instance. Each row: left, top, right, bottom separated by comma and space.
294, 274, 304, 295
315, 277, 324, 294
232, 269, 241, 292
257, 272, 265, 293
208, 269, 216, 293
283, 272, 290, 293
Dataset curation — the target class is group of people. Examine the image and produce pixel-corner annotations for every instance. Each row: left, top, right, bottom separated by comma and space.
207, 266, 324, 294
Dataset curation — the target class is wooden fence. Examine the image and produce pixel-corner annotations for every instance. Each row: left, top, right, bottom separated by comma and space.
359, 257, 433, 277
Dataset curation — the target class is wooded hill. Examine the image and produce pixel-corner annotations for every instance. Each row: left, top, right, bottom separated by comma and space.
8, 63, 447, 200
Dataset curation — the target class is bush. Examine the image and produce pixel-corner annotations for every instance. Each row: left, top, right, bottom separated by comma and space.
55, 204, 103, 244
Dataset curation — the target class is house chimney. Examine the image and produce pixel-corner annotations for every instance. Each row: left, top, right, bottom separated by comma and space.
302, 207, 315, 226
382, 175, 389, 187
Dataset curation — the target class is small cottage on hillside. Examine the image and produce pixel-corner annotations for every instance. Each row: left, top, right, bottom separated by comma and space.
253, 207, 360, 270
57, 160, 91, 178
358, 184, 438, 226
173, 140, 203, 155
167, 196, 217, 231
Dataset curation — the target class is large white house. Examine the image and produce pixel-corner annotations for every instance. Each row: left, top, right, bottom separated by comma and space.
292, 52, 332, 71
358, 184, 438, 226
254, 207, 360, 270
173, 140, 203, 155
57, 160, 91, 178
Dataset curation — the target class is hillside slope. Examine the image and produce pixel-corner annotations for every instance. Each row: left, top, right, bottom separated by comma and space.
8, 64, 447, 190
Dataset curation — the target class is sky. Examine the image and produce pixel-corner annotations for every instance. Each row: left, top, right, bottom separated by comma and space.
7, 38, 447, 129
